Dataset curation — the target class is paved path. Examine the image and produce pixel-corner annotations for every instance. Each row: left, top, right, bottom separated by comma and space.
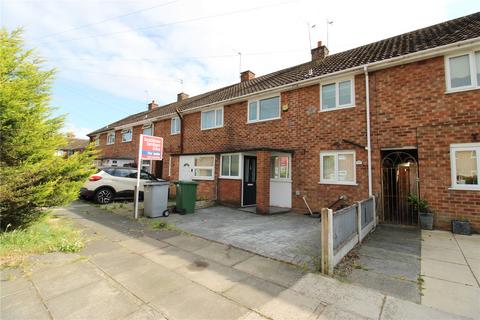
0, 202, 469, 320
420, 230, 480, 319
335, 225, 421, 303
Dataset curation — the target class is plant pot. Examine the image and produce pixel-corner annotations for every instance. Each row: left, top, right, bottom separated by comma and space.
452, 220, 471, 235
419, 212, 433, 230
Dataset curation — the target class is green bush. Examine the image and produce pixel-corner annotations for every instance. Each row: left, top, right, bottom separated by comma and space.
0, 29, 96, 230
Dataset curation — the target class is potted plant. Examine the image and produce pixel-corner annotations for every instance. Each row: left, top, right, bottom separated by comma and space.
452, 217, 471, 235
408, 195, 433, 230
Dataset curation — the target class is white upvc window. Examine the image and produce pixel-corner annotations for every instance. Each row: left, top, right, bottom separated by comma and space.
450, 143, 480, 190
248, 96, 281, 123
201, 107, 223, 130
445, 50, 480, 92
220, 154, 241, 179
193, 155, 215, 180
143, 123, 153, 136
106, 131, 115, 145
320, 151, 356, 185
121, 128, 133, 142
141, 159, 152, 173
171, 117, 181, 135
320, 77, 355, 111
94, 135, 100, 146
270, 155, 291, 180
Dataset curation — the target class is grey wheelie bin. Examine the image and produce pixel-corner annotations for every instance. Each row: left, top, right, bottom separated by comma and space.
143, 180, 170, 218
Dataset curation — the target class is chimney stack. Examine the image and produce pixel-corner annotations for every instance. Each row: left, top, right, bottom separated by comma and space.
148, 100, 158, 111
240, 70, 255, 82
177, 92, 189, 102
311, 41, 329, 61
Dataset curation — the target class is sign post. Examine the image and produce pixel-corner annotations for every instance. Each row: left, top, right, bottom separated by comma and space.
134, 134, 164, 219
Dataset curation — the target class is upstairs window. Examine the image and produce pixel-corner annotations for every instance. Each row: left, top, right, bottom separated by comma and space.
171, 117, 181, 135
193, 155, 215, 180
121, 128, 132, 142
320, 151, 356, 184
201, 108, 223, 130
446, 51, 480, 91
106, 131, 115, 145
321, 78, 354, 111
450, 143, 479, 190
248, 96, 280, 123
94, 135, 100, 146
143, 124, 153, 136
220, 154, 240, 178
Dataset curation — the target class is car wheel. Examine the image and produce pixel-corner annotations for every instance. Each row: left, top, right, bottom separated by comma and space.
95, 188, 114, 204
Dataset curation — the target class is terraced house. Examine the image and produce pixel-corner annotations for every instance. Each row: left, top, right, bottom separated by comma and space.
89, 12, 480, 231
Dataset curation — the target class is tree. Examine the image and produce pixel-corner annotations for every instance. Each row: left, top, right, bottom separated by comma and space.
0, 28, 96, 230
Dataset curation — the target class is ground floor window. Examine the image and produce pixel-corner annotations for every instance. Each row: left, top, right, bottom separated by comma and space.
270, 155, 290, 179
221, 154, 240, 178
450, 143, 479, 190
141, 159, 151, 173
320, 151, 355, 184
194, 155, 215, 180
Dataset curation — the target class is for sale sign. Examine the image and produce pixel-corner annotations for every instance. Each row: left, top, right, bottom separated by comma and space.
140, 134, 163, 160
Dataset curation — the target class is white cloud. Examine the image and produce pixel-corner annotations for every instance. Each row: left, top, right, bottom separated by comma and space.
4, 0, 461, 109
62, 122, 93, 139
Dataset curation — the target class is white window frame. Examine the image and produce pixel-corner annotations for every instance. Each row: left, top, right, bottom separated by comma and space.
171, 117, 181, 135
445, 50, 480, 93
121, 127, 133, 142
106, 131, 115, 145
270, 154, 292, 181
320, 150, 356, 185
247, 95, 281, 123
141, 159, 152, 173
94, 135, 100, 146
168, 156, 172, 177
450, 143, 480, 191
220, 153, 241, 179
320, 76, 355, 112
143, 123, 153, 136
201, 107, 223, 130
193, 155, 215, 180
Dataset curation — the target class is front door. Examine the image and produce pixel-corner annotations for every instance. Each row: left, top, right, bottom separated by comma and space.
243, 156, 256, 206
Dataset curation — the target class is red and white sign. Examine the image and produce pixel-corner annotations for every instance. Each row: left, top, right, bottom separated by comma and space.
140, 135, 163, 160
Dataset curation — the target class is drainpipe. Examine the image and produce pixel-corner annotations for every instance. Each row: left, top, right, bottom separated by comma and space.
175, 108, 184, 154
364, 66, 373, 197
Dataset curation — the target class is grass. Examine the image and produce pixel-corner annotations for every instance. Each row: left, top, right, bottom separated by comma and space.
148, 220, 182, 232
0, 215, 85, 268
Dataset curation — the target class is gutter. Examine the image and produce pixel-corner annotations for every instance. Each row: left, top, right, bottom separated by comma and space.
89, 36, 480, 135
364, 66, 373, 197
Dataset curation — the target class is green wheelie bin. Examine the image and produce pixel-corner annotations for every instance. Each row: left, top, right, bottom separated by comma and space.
175, 181, 198, 214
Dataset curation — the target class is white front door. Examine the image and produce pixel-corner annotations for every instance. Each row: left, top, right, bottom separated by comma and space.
179, 156, 195, 181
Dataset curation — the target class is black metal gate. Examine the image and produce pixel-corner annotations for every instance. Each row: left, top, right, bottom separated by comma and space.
381, 151, 419, 225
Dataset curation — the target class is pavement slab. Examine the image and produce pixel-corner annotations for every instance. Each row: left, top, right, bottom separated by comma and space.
121, 304, 167, 320
149, 281, 249, 320
162, 234, 212, 252
143, 246, 200, 270
0, 269, 31, 298
45, 279, 140, 320
233, 255, 305, 288
90, 248, 151, 276
119, 236, 169, 254
317, 305, 371, 320
193, 242, 254, 266
421, 258, 477, 286
80, 238, 123, 256
0, 285, 51, 320
381, 296, 469, 320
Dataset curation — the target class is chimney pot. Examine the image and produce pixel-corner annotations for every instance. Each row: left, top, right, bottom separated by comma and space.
311, 41, 329, 61
177, 92, 189, 102
240, 70, 255, 82
148, 100, 159, 111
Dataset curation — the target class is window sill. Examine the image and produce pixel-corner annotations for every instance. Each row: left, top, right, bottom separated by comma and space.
122, 140, 132, 143
247, 117, 281, 124
201, 126, 223, 131
445, 86, 480, 94
448, 186, 480, 191
319, 181, 358, 186
270, 179, 292, 183
192, 177, 214, 181
219, 176, 241, 180
319, 105, 355, 113
171, 132, 180, 136
106, 143, 114, 146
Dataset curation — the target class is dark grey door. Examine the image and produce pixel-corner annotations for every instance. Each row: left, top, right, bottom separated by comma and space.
243, 156, 256, 206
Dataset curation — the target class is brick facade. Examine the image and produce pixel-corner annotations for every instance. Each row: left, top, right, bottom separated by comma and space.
93, 54, 480, 231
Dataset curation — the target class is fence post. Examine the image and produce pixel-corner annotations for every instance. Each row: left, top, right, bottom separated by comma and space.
321, 208, 334, 275
357, 201, 362, 243
372, 195, 377, 227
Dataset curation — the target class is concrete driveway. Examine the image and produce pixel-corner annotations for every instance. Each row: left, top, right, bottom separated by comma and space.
162, 206, 322, 269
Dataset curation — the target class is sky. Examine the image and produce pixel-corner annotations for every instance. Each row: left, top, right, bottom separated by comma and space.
1, 0, 479, 138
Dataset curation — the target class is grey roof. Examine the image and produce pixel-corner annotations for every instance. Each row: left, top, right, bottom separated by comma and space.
89, 12, 480, 136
